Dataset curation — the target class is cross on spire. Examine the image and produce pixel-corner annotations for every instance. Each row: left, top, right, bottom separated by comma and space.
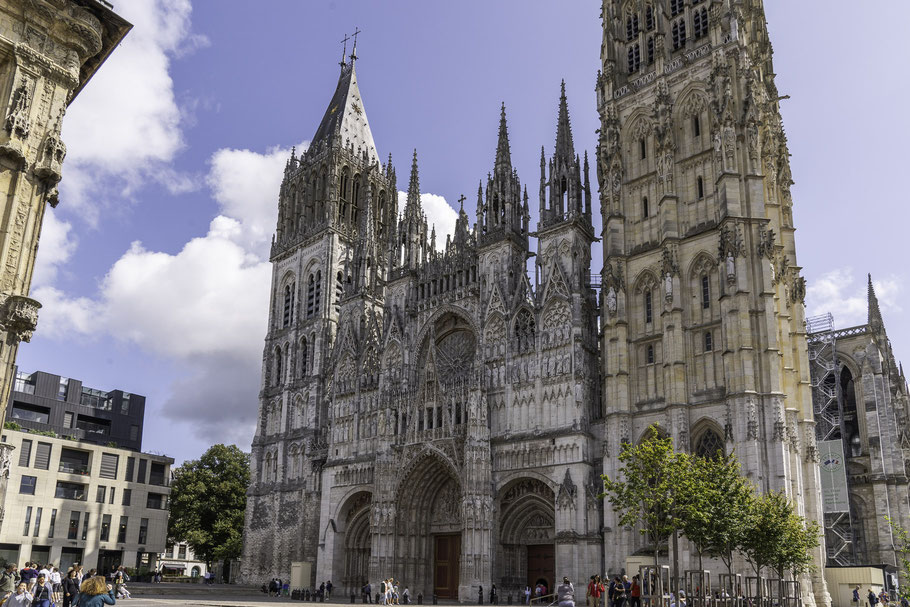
457, 194, 466, 211
350, 27, 361, 62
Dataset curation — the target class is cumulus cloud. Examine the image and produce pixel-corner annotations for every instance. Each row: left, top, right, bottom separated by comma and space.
60, 0, 206, 221
397, 191, 458, 250
806, 267, 902, 329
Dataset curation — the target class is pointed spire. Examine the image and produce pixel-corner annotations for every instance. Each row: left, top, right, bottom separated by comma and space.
555, 79, 575, 162
405, 149, 422, 219
495, 102, 512, 173
868, 273, 884, 331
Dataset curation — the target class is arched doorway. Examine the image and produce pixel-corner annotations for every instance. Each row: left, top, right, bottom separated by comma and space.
336, 491, 372, 595
498, 478, 556, 594
396, 454, 463, 598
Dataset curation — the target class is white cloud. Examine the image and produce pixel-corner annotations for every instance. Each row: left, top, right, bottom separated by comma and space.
397, 191, 458, 250
32, 209, 77, 288
806, 267, 902, 329
60, 0, 205, 221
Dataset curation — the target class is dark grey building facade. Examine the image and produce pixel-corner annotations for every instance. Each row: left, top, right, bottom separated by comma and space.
7, 368, 145, 452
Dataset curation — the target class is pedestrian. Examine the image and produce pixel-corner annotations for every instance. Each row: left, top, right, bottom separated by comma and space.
62, 570, 79, 607
869, 589, 879, 607
490, 584, 497, 605
402, 587, 410, 605
613, 577, 626, 607
74, 576, 116, 607
327, 580, 333, 599
2, 582, 32, 606
50, 568, 61, 605
525, 586, 531, 605
111, 568, 126, 600
30, 575, 51, 607
629, 576, 641, 607
0, 564, 20, 601
853, 587, 860, 607
557, 577, 575, 607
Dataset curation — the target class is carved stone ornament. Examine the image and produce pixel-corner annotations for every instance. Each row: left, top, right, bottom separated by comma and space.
756, 225, 776, 259
0, 443, 15, 479
660, 247, 678, 303
5, 79, 32, 140
788, 271, 806, 305
718, 224, 743, 285
3, 295, 41, 343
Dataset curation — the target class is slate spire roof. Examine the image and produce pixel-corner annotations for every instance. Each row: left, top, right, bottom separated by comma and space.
311, 59, 378, 163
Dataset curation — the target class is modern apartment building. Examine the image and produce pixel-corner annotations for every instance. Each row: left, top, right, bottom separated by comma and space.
1, 370, 172, 573
9, 369, 145, 451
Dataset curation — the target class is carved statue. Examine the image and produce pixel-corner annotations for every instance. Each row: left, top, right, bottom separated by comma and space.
664, 271, 673, 303
606, 286, 617, 316
5, 80, 31, 139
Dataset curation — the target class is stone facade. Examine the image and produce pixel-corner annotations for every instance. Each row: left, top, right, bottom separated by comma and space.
807, 280, 910, 582
0, 0, 130, 530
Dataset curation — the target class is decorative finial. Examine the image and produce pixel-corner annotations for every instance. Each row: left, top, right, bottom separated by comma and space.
350, 26, 361, 63
340, 32, 351, 67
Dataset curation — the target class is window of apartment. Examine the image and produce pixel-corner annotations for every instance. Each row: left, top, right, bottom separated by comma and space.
23, 506, 31, 536
10, 402, 49, 424
63, 412, 74, 429
96, 485, 106, 503
48, 509, 57, 539
117, 516, 128, 543
76, 414, 111, 436
146, 493, 166, 510
82, 513, 89, 540
14, 372, 36, 394
18, 439, 32, 467
55, 481, 87, 501
149, 462, 166, 486
122, 489, 132, 507
67, 512, 80, 540
33, 507, 42, 537
126, 457, 135, 482
130, 425, 139, 442
59, 448, 90, 475
138, 518, 149, 545
178, 545, 187, 560
109, 487, 116, 505
120, 393, 131, 415
137, 459, 147, 484
34, 442, 51, 470
100, 514, 111, 542
57, 378, 69, 400
99, 453, 119, 479
80, 388, 112, 410
19, 475, 36, 495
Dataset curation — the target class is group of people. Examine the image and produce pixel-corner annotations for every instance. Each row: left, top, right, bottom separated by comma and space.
857, 585, 909, 607
0, 561, 126, 607
584, 575, 643, 607
368, 579, 409, 604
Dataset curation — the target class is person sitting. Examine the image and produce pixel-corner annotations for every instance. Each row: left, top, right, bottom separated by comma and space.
558, 577, 575, 607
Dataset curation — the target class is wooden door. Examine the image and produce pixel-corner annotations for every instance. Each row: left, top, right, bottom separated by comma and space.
527, 544, 555, 595
433, 534, 461, 598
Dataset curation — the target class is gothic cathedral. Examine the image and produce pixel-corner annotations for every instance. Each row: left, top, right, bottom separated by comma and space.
241, 3, 860, 605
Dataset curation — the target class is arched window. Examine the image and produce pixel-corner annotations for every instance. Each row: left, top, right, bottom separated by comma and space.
704, 331, 713, 352
283, 283, 294, 327
515, 309, 536, 353
645, 5, 655, 30
314, 270, 322, 312
701, 275, 710, 309
378, 191, 387, 237
301, 336, 309, 376
694, 8, 709, 39
645, 291, 653, 324
670, 0, 683, 17
352, 176, 361, 225
307, 274, 316, 317
647, 36, 655, 65
340, 168, 350, 223
697, 176, 705, 199
336, 270, 344, 308
672, 19, 687, 50
693, 115, 701, 138
275, 348, 283, 386
642, 196, 650, 219
841, 366, 860, 456
561, 176, 569, 213
640, 138, 647, 159
646, 344, 655, 364
626, 12, 639, 41
628, 44, 641, 74
695, 428, 724, 459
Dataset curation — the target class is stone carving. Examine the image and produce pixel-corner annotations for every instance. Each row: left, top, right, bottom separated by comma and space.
757, 225, 775, 259
3, 295, 41, 343
660, 248, 678, 303
5, 79, 31, 140
718, 224, 743, 285
0, 443, 14, 479
556, 469, 577, 509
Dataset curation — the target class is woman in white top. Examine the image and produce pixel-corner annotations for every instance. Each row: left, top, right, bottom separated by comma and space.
3, 582, 32, 606
557, 577, 575, 607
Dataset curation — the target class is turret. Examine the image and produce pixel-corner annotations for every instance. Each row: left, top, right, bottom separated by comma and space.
479, 104, 526, 248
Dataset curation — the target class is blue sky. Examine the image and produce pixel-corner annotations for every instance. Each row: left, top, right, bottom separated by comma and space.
18, 1, 910, 464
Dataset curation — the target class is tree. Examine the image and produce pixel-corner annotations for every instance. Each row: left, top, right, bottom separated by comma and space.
886, 517, 910, 601
679, 451, 754, 573
601, 425, 694, 574
168, 444, 250, 567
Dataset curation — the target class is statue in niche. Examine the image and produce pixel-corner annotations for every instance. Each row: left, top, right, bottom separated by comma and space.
664, 271, 673, 303
606, 286, 617, 316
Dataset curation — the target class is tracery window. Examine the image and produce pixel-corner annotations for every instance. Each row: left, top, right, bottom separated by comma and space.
626, 13, 639, 41
628, 44, 641, 74
646, 344, 655, 364
693, 115, 701, 138
672, 19, 687, 50
275, 348, 283, 386
701, 275, 710, 309
514, 309, 536, 353
695, 428, 724, 459
693, 8, 709, 39
340, 168, 350, 223
647, 36, 655, 65
307, 272, 322, 317
352, 176, 361, 225
301, 336, 309, 376
642, 196, 650, 219
645, 291, 653, 324
283, 283, 294, 327
697, 176, 705, 199
645, 5, 655, 30
704, 331, 713, 352
670, 0, 683, 17
640, 138, 647, 159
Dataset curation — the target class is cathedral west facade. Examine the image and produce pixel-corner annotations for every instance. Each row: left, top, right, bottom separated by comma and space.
241, 2, 907, 605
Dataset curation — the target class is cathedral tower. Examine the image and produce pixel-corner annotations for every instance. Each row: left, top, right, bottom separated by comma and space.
596, 1, 828, 604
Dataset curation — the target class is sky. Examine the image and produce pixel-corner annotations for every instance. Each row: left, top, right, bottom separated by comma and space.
17, 1, 910, 465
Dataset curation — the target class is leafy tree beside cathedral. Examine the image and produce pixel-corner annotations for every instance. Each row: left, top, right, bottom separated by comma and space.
168, 444, 250, 568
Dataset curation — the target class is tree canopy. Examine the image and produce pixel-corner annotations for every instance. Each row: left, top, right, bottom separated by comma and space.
167, 444, 250, 565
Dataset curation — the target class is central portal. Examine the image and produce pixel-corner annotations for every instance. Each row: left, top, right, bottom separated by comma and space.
433, 534, 462, 598
526, 544, 555, 593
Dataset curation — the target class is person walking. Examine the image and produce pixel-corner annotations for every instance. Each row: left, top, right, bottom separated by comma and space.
74, 576, 115, 607
30, 576, 51, 607
869, 589, 879, 607
0, 565, 20, 602
50, 568, 61, 605
2, 582, 32, 607
524, 587, 531, 605
62, 570, 79, 607
629, 576, 641, 607
557, 577, 575, 607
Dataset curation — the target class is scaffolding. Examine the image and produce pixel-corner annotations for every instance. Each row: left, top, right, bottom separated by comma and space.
806, 313, 855, 566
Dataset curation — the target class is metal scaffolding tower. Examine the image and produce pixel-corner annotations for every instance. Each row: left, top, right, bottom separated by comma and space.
806, 313, 855, 565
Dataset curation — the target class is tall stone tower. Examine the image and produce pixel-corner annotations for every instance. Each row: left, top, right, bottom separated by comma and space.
596, 0, 828, 604
0, 0, 130, 528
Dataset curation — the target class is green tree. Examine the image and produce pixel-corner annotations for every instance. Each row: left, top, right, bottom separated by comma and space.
887, 516, 910, 601
600, 425, 694, 574
679, 451, 754, 573
168, 444, 250, 568
770, 511, 819, 579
